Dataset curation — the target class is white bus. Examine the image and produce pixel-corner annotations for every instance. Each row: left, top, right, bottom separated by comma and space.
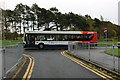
23, 31, 98, 49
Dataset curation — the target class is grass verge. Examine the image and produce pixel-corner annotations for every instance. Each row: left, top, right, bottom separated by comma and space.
105, 49, 120, 57
98, 41, 118, 46
0, 40, 22, 47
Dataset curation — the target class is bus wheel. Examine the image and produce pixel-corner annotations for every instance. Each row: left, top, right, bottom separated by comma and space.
39, 44, 44, 49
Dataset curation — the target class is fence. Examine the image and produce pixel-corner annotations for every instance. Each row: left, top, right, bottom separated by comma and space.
68, 41, 119, 73
1, 42, 24, 79
0, 49, 2, 79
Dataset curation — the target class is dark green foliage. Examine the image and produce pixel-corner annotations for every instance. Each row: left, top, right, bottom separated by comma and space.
1, 3, 119, 40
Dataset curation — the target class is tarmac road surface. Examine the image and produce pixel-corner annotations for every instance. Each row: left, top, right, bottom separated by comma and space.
24, 50, 102, 78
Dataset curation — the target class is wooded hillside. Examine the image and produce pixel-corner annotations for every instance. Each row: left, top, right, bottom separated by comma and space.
1, 3, 119, 41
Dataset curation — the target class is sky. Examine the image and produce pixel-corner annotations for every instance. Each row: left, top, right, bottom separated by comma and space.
0, 0, 119, 25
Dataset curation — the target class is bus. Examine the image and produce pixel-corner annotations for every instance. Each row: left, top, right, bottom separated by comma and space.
23, 31, 98, 49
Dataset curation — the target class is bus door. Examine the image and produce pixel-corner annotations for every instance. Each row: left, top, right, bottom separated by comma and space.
29, 35, 35, 45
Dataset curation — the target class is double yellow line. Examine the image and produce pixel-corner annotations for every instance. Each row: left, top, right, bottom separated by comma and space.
22, 54, 35, 80
12, 55, 27, 79
61, 51, 114, 80
12, 54, 35, 80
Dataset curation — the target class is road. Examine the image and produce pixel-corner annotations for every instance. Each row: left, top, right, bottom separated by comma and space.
24, 50, 102, 78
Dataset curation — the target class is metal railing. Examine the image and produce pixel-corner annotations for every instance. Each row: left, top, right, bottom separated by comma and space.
1, 42, 24, 79
68, 41, 119, 72
0, 49, 3, 79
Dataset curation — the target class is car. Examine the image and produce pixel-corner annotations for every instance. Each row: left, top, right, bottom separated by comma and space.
117, 42, 120, 48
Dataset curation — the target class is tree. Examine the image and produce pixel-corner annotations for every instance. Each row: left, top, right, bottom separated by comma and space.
85, 14, 91, 20
14, 3, 26, 33
100, 15, 104, 21
49, 7, 58, 13
86, 19, 95, 31
31, 4, 42, 30
2, 9, 11, 40
1, 3, 119, 41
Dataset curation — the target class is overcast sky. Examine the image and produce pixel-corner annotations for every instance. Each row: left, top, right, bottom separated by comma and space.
0, 0, 119, 25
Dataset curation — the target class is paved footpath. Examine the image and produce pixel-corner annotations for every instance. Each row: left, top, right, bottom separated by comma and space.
71, 48, 120, 72
25, 50, 103, 78
0, 48, 2, 79
3, 47, 23, 74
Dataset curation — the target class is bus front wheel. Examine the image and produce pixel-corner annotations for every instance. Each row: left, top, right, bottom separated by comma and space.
39, 44, 44, 49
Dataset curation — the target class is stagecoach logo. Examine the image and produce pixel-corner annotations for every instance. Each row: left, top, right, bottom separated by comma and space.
48, 41, 67, 44
48, 41, 55, 44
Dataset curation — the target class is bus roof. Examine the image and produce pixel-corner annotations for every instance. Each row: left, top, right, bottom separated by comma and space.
25, 31, 97, 34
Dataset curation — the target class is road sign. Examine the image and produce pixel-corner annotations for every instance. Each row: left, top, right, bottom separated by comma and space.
104, 28, 107, 41
104, 28, 107, 33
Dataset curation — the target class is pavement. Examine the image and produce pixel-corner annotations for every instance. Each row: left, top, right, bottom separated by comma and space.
70, 47, 120, 72
0, 48, 2, 79
3, 47, 23, 74
24, 50, 102, 78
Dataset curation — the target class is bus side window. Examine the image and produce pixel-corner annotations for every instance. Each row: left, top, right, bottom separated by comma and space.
79, 35, 84, 41
39, 35, 45, 41
40, 36, 42, 41
89, 34, 93, 40
25, 34, 27, 41
64, 35, 68, 41
35, 36, 37, 41
68, 35, 71, 41
36, 36, 40, 41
